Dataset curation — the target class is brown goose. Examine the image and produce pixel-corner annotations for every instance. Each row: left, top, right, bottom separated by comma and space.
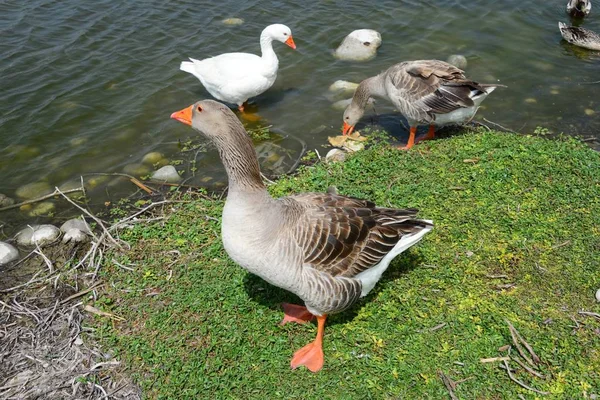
170, 100, 433, 372
559, 22, 600, 50
342, 60, 502, 149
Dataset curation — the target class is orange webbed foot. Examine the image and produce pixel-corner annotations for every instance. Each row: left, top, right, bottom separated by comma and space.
290, 340, 324, 372
280, 303, 315, 325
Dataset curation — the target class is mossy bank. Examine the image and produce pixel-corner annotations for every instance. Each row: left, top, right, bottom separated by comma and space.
94, 129, 600, 399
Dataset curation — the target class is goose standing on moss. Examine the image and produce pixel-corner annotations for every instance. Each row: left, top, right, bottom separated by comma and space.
180, 24, 296, 118
341, 60, 502, 150
559, 22, 600, 50
567, 0, 591, 17
170, 100, 433, 372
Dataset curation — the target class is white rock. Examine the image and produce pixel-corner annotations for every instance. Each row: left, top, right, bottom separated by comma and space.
60, 217, 92, 235
62, 229, 89, 244
0, 242, 19, 265
334, 29, 382, 61
325, 149, 347, 163
446, 54, 468, 69
151, 165, 182, 183
596, 288, 600, 302
15, 224, 61, 246
328, 80, 359, 95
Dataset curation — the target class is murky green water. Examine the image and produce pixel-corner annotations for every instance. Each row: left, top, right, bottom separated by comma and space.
1, 0, 599, 229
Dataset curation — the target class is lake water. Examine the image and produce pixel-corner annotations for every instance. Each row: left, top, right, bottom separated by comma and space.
1, 0, 599, 229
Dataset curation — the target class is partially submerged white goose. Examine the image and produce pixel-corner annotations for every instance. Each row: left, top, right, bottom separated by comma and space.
171, 100, 433, 372
180, 24, 296, 116
559, 22, 600, 50
566, 0, 592, 17
342, 60, 502, 149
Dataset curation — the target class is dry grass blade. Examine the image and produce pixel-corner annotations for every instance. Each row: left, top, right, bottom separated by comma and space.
480, 356, 510, 363
512, 357, 545, 379
578, 311, 600, 320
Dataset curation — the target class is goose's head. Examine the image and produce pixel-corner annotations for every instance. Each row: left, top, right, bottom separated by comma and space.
263, 24, 296, 49
170, 100, 242, 139
342, 102, 364, 136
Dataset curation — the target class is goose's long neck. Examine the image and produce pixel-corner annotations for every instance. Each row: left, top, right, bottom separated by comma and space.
259, 32, 279, 69
352, 75, 385, 109
211, 115, 266, 195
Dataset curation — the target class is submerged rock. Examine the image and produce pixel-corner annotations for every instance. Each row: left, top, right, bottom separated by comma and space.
123, 163, 151, 177
15, 182, 52, 200
0, 193, 15, 207
0, 242, 19, 265
332, 97, 374, 111
328, 80, 360, 95
15, 224, 61, 246
151, 165, 182, 183
142, 152, 164, 165
28, 201, 55, 217
446, 54, 468, 69
222, 18, 244, 26
334, 29, 382, 61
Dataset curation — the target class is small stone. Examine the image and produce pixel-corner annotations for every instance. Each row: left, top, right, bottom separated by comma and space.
28, 201, 55, 217
123, 163, 151, 177
141, 152, 164, 165
0, 193, 15, 207
151, 165, 182, 183
200, 176, 213, 183
85, 175, 110, 189
550, 89, 560, 95
222, 18, 244, 25
15, 182, 52, 199
0, 242, 19, 265
334, 29, 382, 61
60, 218, 92, 235
524, 98, 537, 104
585, 109, 595, 116
15, 224, 61, 247
62, 229, 89, 243
446, 54, 468, 69
466, 251, 474, 257
328, 80, 359, 95
595, 289, 600, 302
74, 337, 84, 346
325, 149, 347, 163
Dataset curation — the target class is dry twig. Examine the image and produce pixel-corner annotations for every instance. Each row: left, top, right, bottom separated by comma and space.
438, 371, 459, 400
502, 360, 549, 395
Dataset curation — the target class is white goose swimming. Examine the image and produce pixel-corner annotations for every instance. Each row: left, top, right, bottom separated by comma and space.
180, 24, 296, 116
170, 100, 433, 372
342, 60, 502, 149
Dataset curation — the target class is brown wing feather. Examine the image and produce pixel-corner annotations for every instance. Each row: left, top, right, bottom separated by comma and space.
285, 193, 430, 278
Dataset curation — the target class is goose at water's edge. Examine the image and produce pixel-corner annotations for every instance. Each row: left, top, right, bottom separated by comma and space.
179, 24, 296, 117
559, 22, 600, 50
170, 100, 433, 372
566, 0, 591, 17
342, 60, 503, 150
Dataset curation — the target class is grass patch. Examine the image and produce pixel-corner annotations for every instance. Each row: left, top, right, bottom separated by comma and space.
95, 129, 600, 399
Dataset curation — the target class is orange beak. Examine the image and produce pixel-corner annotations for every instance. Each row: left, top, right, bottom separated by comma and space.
285, 36, 296, 50
170, 105, 193, 126
342, 121, 354, 136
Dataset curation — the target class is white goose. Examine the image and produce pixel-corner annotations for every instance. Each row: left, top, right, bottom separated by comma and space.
170, 100, 433, 372
180, 24, 296, 115
342, 60, 502, 149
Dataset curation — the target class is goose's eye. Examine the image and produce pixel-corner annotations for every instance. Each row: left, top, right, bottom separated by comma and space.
283, 32, 288, 36
345, 116, 349, 120
363, 41, 371, 46
197, 105, 203, 112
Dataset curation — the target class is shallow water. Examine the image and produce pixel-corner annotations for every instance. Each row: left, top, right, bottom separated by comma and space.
1, 0, 599, 228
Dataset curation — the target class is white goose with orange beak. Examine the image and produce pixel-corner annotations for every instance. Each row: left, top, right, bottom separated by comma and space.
180, 24, 296, 118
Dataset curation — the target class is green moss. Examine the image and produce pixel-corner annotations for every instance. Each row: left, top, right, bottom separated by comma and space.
95, 129, 600, 399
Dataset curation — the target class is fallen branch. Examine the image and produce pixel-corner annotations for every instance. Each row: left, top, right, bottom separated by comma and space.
129, 178, 154, 195
578, 311, 600, 320
84, 305, 125, 321
0, 187, 84, 213
506, 319, 541, 365
512, 356, 545, 379
502, 360, 548, 395
480, 356, 510, 363
438, 371, 458, 400
60, 283, 104, 305
482, 118, 518, 134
